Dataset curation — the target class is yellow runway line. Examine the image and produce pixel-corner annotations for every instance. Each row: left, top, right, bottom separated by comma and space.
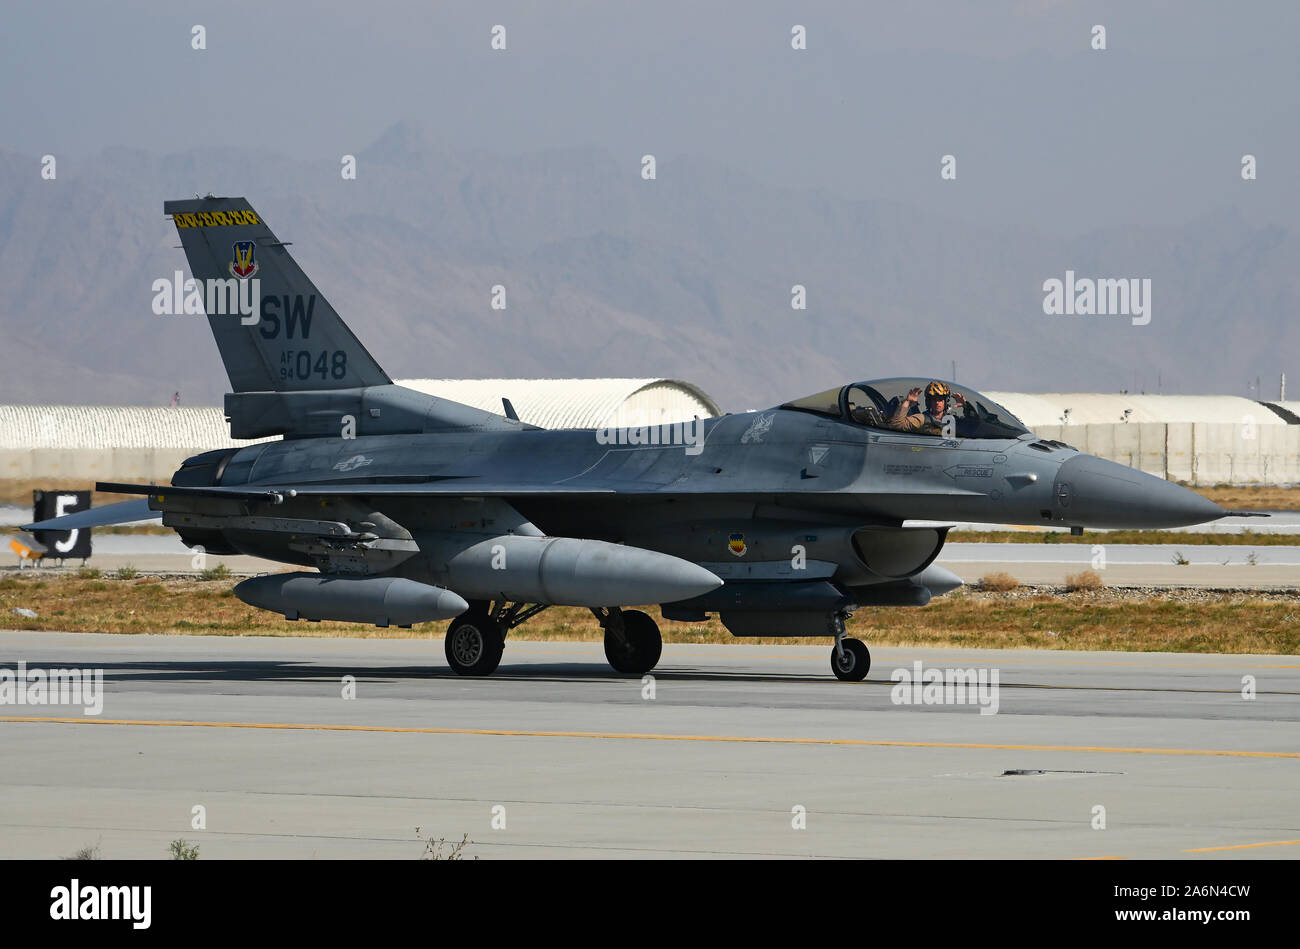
1184, 839, 1300, 853
3, 716, 1299, 758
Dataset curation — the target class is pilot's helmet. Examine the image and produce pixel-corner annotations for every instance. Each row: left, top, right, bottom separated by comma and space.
924, 380, 950, 410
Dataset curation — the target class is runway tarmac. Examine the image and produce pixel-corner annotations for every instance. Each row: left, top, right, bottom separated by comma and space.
939, 543, 1300, 588
1, 632, 1297, 859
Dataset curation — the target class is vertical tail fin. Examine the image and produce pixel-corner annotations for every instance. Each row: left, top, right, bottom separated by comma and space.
164, 197, 390, 393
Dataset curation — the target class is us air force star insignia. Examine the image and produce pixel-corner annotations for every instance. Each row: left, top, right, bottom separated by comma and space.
740, 412, 774, 444
333, 454, 373, 472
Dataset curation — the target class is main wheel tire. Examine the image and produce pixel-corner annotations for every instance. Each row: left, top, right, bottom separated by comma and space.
603, 609, 663, 674
830, 638, 871, 681
445, 613, 505, 676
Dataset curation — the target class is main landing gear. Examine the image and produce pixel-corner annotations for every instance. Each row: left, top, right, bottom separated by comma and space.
594, 606, 663, 675
830, 612, 871, 682
442, 601, 664, 677
444, 600, 549, 677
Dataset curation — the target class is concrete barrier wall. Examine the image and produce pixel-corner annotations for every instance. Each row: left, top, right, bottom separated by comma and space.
1033, 423, 1300, 485
2, 424, 1298, 486
1165, 424, 1194, 483
0, 448, 196, 484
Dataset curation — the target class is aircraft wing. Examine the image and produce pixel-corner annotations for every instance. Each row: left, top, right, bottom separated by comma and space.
95, 481, 619, 500
95, 480, 989, 501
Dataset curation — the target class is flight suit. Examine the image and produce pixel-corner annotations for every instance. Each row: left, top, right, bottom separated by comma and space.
888, 401, 944, 435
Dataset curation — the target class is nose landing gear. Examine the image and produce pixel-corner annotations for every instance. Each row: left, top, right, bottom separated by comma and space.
830, 612, 870, 681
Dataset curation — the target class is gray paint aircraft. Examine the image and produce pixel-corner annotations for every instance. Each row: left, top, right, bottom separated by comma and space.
27, 197, 1237, 681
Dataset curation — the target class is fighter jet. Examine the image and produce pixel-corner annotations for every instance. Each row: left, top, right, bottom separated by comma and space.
26, 197, 1235, 681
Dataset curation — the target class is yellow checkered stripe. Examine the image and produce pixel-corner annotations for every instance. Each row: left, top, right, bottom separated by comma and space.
172, 210, 261, 228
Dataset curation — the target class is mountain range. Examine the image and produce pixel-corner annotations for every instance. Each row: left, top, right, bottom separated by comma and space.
0, 120, 1293, 410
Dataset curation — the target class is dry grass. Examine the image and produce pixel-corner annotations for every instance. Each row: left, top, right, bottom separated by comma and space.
1064, 569, 1104, 591
2, 573, 1298, 654
1195, 484, 1300, 511
855, 590, 1300, 654
63, 841, 102, 861
979, 571, 1020, 592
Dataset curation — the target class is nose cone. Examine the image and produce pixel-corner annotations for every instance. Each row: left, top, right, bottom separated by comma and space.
1053, 455, 1226, 529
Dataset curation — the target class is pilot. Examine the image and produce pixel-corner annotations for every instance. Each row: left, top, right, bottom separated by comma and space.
888, 381, 967, 435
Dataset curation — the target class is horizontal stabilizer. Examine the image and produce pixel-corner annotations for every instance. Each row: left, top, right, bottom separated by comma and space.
22, 498, 159, 532
96, 482, 291, 502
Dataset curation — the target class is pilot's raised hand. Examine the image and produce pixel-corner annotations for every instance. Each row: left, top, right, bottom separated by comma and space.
906, 386, 922, 404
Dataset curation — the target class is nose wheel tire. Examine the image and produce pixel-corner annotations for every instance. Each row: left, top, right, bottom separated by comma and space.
445, 613, 505, 676
604, 609, 663, 675
831, 638, 870, 681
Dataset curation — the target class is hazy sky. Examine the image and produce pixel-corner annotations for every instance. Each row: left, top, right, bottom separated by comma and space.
3, 0, 1297, 237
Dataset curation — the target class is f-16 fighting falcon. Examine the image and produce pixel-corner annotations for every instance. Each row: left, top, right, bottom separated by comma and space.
26, 198, 1237, 680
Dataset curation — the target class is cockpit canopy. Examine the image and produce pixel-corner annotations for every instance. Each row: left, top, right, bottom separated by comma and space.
781, 378, 1030, 440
